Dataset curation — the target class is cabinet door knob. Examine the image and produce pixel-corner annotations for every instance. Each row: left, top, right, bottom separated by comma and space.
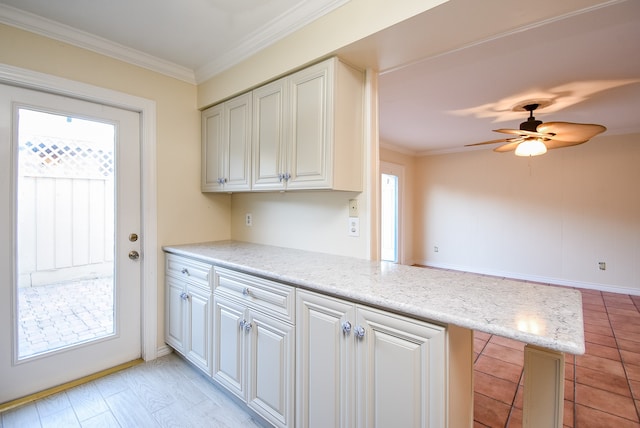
181, 268, 190, 276
342, 321, 352, 335
239, 319, 246, 329
244, 321, 252, 332
180, 292, 189, 301
242, 287, 250, 296
354, 325, 365, 339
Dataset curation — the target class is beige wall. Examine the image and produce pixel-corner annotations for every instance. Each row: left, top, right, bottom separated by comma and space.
413, 133, 640, 294
0, 23, 232, 346
230, 191, 367, 257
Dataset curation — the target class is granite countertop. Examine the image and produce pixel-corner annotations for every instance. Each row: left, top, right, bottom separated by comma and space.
164, 240, 585, 354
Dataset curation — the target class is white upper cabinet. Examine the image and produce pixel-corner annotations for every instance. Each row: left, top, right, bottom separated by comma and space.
201, 103, 224, 191
202, 92, 252, 192
288, 58, 363, 190
204, 57, 364, 193
252, 77, 288, 190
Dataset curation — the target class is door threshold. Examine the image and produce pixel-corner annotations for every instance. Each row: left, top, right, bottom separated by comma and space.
0, 358, 143, 413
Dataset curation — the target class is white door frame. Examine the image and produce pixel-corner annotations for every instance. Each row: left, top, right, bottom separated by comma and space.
0, 63, 158, 361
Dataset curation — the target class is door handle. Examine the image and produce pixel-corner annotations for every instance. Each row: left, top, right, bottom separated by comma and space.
128, 250, 140, 260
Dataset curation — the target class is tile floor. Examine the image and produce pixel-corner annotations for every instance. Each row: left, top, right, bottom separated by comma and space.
473, 288, 640, 428
4, 283, 640, 427
0, 353, 263, 428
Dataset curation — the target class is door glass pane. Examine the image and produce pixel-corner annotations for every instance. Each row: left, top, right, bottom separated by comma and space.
381, 173, 398, 262
16, 108, 115, 359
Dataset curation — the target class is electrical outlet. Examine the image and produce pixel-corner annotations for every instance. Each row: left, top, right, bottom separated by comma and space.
599, 261, 606, 271
434, 246, 439, 253
245, 213, 252, 227
348, 217, 360, 237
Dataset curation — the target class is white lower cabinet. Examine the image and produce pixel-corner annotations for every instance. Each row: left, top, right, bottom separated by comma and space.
165, 254, 464, 427
165, 255, 213, 375
296, 289, 446, 428
213, 268, 295, 428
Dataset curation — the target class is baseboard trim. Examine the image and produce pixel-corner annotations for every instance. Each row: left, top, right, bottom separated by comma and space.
156, 345, 173, 358
415, 261, 640, 296
0, 358, 143, 413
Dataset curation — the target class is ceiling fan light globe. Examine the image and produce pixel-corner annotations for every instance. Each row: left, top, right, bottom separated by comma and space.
515, 139, 547, 156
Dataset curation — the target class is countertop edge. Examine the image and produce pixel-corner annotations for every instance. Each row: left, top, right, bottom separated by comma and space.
163, 243, 586, 355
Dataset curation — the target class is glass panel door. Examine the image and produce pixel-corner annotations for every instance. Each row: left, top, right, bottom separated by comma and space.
381, 173, 398, 262
16, 108, 116, 359
0, 83, 141, 404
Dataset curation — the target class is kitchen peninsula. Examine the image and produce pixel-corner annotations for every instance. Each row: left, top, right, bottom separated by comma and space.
164, 240, 585, 428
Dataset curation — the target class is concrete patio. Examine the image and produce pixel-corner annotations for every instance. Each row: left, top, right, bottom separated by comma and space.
17, 278, 114, 358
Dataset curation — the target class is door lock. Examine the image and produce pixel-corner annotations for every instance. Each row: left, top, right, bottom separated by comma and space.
129, 233, 138, 242
128, 250, 140, 260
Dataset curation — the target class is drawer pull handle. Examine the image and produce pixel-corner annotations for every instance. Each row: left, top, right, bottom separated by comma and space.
181, 268, 190, 276
239, 319, 252, 332
342, 321, 352, 335
354, 325, 365, 339
242, 287, 250, 296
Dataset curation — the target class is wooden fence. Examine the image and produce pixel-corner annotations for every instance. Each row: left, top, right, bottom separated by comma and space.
17, 176, 114, 287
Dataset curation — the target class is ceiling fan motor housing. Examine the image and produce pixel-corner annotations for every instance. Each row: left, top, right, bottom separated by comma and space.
520, 103, 542, 132
520, 117, 542, 132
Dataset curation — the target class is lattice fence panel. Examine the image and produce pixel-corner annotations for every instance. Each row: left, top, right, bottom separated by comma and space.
19, 136, 114, 179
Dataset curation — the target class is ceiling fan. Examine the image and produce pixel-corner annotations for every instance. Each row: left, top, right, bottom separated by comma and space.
465, 102, 606, 156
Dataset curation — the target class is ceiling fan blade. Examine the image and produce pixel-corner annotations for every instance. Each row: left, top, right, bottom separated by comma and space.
538, 122, 606, 143
464, 138, 519, 147
493, 128, 552, 139
544, 139, 588, 150
494, 141, 521, 153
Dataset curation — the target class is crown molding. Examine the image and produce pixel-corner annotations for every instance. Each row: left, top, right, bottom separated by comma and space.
380, 140, 475, 157
194, 0, 349, 83
0, 4, 196, 84
379, 141, 419, 156
0, 0, 350, 86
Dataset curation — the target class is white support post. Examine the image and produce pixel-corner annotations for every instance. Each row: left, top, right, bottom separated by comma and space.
523, 345, 565, 428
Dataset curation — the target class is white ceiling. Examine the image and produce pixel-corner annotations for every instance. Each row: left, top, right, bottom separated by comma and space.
1, 0, 638, 155
0, 0, 348, 83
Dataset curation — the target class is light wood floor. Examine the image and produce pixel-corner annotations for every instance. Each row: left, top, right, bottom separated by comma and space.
0, 353, 264, 428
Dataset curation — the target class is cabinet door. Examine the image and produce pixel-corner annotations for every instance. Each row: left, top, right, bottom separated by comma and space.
224, 93, 252, 191
296, 291, 355, 428
252, 78, 287, 190
186, 285, 212, 375
165, 276, 185, 352
355, 307, 446, 428
201, 103, 225, 192
247, 310, 295, 428
213, 295, 246, 400
287, 60, 332, 189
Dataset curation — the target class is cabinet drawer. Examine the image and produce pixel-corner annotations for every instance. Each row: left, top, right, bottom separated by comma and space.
166, 254, 212, 289
214, 267, 295, 323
